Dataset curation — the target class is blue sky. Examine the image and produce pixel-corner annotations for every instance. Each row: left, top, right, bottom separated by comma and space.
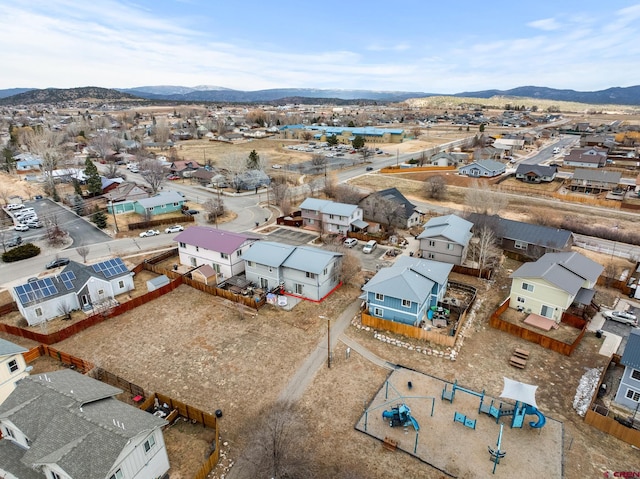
2, 0, 640, 93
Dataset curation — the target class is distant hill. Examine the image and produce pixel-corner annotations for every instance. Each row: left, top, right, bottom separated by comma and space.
0, 88, 35, 99
454, 85, 640, 106
0, 86, 143, 105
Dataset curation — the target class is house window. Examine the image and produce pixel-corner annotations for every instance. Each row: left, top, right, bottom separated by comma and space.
144, 434, 156, 453
428, 240, 435, 247
323, 268, 328, 275
329, 214, 335, 219
447, 243, 454, 250
3, 426, 15, 439
98, 289, 104, 296
306, 272, 316, 279
51, 472, 62, 479
540, 305, 553, 318
179, 242, 186, 248
195, 246, 199, 252
221, 252, 229, 259
295, 283, 303, 294
631, 369, 640, 382
402, 299, 411, 308
521, 283, 534, 292
173, 202, 179, 207
375, 293, 384, 301
8, 359, 19, 373
517, 296, 525, 303
147, 207, 153, 211
237, 250, 242, 257
35, 307, 43, 317
248, 261, 254, 267
428, 253, 435, 259
626, 388, 640, 402
373, 307, 384, 316
109, 470, 124, 479
514, 240, 527, 250
118, 280, 124, 289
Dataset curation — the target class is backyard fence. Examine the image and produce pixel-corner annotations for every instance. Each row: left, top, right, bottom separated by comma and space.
489, 298, 587, 356
0, 302, 18, 315
128, 215, 194, 231
91, 367, 146, 399
22, 344, 94, 373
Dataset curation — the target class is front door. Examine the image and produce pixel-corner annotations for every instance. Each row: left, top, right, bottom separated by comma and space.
540, 305, 553, 318
260, 278, 269, 289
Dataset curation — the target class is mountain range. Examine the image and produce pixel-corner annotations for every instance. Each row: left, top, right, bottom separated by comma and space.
1, 84, 640, 106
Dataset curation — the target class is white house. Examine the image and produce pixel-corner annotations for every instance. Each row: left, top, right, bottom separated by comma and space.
0, 369, 170, 479
242, 241, 343, 301
0, 338, 28, 406
299, 198, 365, 234
11, 258, 135, 326
174, 227, 260, 283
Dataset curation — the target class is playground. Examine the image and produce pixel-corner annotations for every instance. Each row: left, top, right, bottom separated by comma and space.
356, 367, 564, 478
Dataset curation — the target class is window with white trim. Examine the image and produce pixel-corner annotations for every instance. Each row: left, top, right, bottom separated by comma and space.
521, 283, 534, 292
447, 243, 454, 250
118, 280, 124, 289
373, 307, 383, 316
428, 240, 435, 247
237, 250, 242, 257
626, 388, 640, 402
179, 242, 186, 248
402, 299, 411, 308
428, 253, 435, 259
514, 240, 528, 250
109, 470, 123, 479
35, 307, 43, 317
144, 434, 156, 453
50, 471, 62, 479
221, 252, 228, 259
8, 359, 19, 373
306, 272, 316, 279
375, 293, 384, 301
631, 369, 640, 381
517, 296, 525, 303
247, 261, 254, 267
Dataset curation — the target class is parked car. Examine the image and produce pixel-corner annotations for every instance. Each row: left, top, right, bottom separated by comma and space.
363, 240, 378, 254
183, 209, 199, 216
45, 258, 70, 269
343, 238, 358, 248
139, 229, 160, 238
34, 195, 43, 200
603, 310, 638, 326
6, 236, 22, 248
165, 225, 184, 233
271, 164, 283, 169
14, 223, 29, 232
26, 220, 43, 228
166, 174, 180, 180
6, 203, 24, 210
366, 166, 374, 171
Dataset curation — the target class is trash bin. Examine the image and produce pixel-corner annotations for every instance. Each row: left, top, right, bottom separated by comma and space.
596, 330, 603, 338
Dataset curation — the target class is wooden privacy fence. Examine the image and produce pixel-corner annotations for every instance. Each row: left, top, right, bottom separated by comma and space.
380, 165, 456, 174
0, 277, 182, 345
489, 298, 587, 356
91, 367, 146, 398
585, 407, 640, 448
0, 302, 18, 315
22, 344, 94, 373
451, 264, 492, 280
128, 215, 194, 231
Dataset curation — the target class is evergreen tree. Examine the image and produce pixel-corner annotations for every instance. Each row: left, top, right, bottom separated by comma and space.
92, 209, 108, 228
352, 135, 365, 149
246, 149, 261, 169
348, 120, 355, 127
84, 158, 102, 196
73, 179, 82, 195
326, 134, 338, 146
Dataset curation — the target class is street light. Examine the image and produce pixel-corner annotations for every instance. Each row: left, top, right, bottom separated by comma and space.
320, 315, 331, 368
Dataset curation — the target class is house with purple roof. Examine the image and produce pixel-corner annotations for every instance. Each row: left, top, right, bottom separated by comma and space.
173, 227, 260, 283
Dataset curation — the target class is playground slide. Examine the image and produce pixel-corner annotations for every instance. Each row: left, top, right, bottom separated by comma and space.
408, 415, 421, 432
528, 407, 546, 428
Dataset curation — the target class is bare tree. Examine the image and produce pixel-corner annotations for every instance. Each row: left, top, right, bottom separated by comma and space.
76, 245, 90, 263
360, 147, 373, 164
57, 301, 74, 320
424, 176, 447, 200
221, 154, 247, 193
90, 131, 117, 160
470, 225, 502, 277
300, 130, 313, 141
377, 196, 406, 232
139, 159, 167, 194
334, 184, 365, 205
203, 197, 224, 224
307, 178, 324, 198
0, 187, 9, 206
323, 171, 338, 199
24, 128, 65, 195
417, 150, 428, 166
235, 401, 316, 479
104, 160, 126, 180
464, 180, 508, 215
311, 154, 327, 174
270, 178, 290, 213
153, 117, 171, 147
45, 215, 66, 247
323, 244, 361, 286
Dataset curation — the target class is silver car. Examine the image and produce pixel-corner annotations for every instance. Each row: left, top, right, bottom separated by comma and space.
603, 310, 638, 326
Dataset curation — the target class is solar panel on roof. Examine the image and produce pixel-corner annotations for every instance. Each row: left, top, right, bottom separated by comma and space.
60, 271, 76, 291
15, 278, 58, 304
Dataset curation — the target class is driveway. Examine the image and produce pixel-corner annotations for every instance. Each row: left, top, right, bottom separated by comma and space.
259, 227, 318, 246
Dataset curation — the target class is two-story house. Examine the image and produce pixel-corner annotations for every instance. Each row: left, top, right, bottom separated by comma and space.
361, 256, 453, 326
615, 328, 640, 410
563, 147, 608, 168
0, 338, 28, 406
11, 258, 135, 326
569, 169, 622, 194
0, 369, 170, 479
417, 214, 473, 265
509, 251, 603, 321
299, 198, 364, 235
174, 227, 260, 282
242, 241, 342, 301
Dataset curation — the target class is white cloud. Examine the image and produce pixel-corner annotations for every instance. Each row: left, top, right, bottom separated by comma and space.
527, 18, 561, 31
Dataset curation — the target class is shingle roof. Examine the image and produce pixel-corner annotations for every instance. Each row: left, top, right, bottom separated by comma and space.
461, 159, 505, 171
515, 164, 557, 177
136, 190, 184, 208
0, 337, 27, 357
467, 214, 573, 249
282, 246, 342, 274
621, 329, 640, 370
174, 227, 259, 254
417, 214, 473, 246
572, 169, 622, 183
365, 188, 417, 219
242, 241, 296, 267
0, 370, 166, 479
362, 257, 453, 303
299, 198, 358, 217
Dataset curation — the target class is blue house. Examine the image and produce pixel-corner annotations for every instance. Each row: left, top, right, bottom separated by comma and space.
134, 191, 185, 216
361, 256, 453, 326
459, 159, 506, 178
614, 328, 640, 410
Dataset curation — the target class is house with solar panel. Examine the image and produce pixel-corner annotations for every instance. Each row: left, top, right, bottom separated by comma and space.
242, 241, 342, 301
0, 369, 170, 479
11, 258, 134, 326
361, 256, 453, 326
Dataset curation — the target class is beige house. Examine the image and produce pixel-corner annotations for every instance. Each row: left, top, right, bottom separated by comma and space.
509, 252, 603, 321
0, 338, 28, 405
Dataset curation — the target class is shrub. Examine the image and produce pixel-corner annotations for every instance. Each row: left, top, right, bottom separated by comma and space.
2, 243, 41, 263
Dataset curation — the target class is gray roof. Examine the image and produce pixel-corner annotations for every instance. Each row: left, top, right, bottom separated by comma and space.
242, 241, 296, 267
362, 257, 453, 303
621, 329, 640, 370
136, 190, 184, 208
467, 214, 573, 249
282, 246, 342, 274
417, 214, 473, 246
572, 169, 622, 183
363, 187, 417, 219
0, 370, 166, 479
0, 337, 27, 357
174, 227, 259, 254
515, 164, 557, 177
299, 198, 358, 217
461, 159, 506, 172
510, 251, 603, 295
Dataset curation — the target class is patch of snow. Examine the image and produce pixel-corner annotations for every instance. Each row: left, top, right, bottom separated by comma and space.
573, 367, 602, 417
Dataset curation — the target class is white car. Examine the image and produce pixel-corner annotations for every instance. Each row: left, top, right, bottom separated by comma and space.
14, 223, 29, 232
343, 238, 358, 248
7, 203, 24, 210
271, 164, 283, 169
139, 229, 160, 238
603, 310, 638, 326
165, 225, 184, 234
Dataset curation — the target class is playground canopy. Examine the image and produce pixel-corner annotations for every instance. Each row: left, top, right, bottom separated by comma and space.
500, 377, 538, 408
